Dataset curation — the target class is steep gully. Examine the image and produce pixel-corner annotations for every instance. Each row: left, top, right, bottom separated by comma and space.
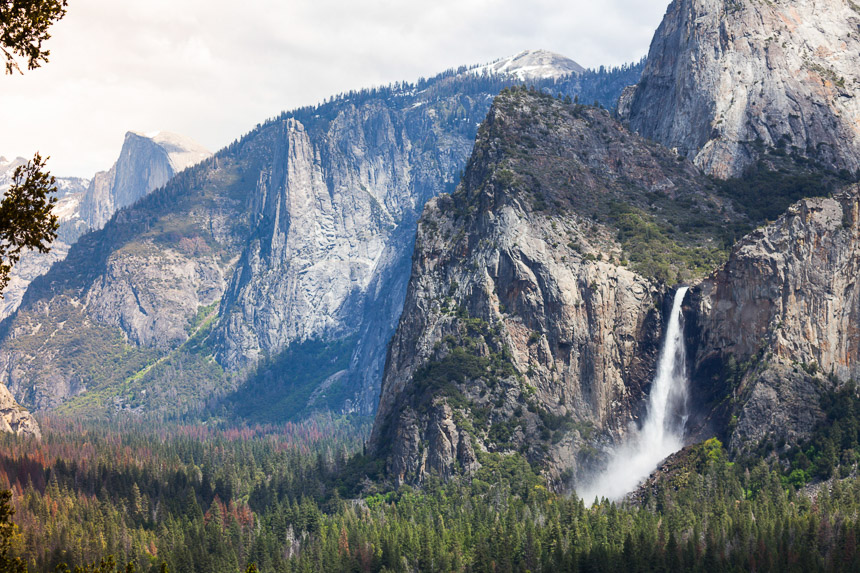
579, 287, 691, 502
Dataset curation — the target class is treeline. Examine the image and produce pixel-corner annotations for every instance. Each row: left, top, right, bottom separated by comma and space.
218, 58, 645, 159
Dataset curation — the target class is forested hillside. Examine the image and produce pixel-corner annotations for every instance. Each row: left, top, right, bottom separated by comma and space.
4, 396, 860, 572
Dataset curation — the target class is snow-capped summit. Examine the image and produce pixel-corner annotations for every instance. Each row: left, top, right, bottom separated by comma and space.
472, 49, 585, 81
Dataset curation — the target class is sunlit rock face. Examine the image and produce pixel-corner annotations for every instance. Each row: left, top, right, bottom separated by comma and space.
625, 0, 860, 178
0, 133, 211, 321
689, 186, 860, 451
0, 383, 40, 440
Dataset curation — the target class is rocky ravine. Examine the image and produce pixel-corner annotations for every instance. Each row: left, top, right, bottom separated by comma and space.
688, 185, 860, 451
624, 0, 860, 178
369, 88, 744, 486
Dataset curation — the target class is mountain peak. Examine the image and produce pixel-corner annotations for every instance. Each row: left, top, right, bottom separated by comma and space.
473, 49, 585, 81
127, 130, 212, 173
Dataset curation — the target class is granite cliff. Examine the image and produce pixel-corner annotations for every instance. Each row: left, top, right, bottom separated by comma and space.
368, 88, 745, 486
624, 0, 860, 178
0, 133, 211, 321
0, 55, 644, 418
688, 186, 860, 451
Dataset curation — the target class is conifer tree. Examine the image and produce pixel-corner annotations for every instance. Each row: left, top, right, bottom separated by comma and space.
0, 0, 67, 74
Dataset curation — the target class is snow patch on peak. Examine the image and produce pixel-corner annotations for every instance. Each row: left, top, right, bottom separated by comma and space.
472, 49, 585, 81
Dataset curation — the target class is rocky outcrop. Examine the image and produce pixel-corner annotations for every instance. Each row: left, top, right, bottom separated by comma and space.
87, 245, 226, 349
626, 0, 860, 178
690, 186, 860, 449
0, 383, 40, 439
0, 133, 210, 321
369, 89, 742, 485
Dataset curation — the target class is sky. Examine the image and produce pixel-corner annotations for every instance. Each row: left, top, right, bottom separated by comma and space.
0, 0, 670, 177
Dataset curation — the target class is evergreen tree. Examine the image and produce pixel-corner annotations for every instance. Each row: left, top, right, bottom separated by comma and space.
0, 0, 67, 74
0, 153, 59, 295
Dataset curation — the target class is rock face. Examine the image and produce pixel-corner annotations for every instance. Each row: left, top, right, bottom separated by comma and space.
369, 88, 742, 485
0, 383, 40, 439
689, 186, 860, 449
0, 58, 644, 419
79, 131, 211, 230
625, 0, 860, 178
0, 133, 211, 321
210, 83, 514, 416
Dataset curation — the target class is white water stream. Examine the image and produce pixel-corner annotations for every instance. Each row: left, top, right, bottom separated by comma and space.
578, 287, 690, 503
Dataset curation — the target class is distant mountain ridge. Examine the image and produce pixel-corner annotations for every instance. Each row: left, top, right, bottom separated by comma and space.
0, 53, 644, 418
471, 50, 586, 81
0, 132, 211, 320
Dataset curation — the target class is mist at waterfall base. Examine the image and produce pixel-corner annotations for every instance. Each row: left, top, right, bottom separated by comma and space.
577, 287, 691, 503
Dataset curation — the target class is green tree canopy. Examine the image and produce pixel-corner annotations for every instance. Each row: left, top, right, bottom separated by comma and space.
0, 490, 26, 573
1, 0, 68, 74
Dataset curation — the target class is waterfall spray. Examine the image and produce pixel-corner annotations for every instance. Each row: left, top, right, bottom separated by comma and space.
578, 287, 690, 503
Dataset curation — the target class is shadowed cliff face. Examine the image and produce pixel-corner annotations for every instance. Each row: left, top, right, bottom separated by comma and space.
369, 89, 744, 486
625, 0, 860, 179
688, 186, 860, 450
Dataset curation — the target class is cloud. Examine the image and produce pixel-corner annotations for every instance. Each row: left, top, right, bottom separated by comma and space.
0, 0, 669, 176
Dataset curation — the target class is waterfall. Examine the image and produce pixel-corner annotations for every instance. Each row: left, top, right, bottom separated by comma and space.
578, 287, 690, 503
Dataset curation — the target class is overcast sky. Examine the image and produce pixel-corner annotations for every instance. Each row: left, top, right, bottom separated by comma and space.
0, 0, 670, 176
